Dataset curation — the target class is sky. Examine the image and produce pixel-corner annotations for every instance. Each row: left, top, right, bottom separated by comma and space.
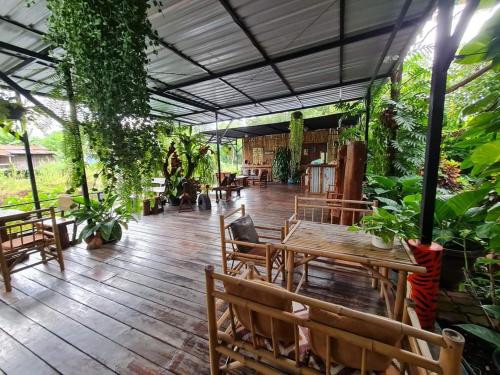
2, 3, 498, 138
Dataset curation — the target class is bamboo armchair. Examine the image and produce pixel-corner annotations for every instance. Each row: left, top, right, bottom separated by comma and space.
0, 207, 64, 292
219, 204, 285, 282
205, 265, 465, 375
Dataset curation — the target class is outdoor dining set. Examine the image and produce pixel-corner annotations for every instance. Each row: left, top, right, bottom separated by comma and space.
210, 195, 464, 374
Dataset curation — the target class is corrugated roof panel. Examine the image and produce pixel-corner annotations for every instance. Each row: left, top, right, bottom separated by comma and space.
2, 0, 49, 32
342, 34, 390, 82
179, 79, 249, 107
277, 48, 340, 92
223, 66, 290, 101
227, 103, 269, 118
345, 0, 430, 36
146, 46, 207, 86
150, 0, 263, 73
0, 0, 434, 124
258, 96, 302, 112
231, 0, 341, 57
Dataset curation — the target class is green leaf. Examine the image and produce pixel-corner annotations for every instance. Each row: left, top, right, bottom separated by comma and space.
482, 305, 500, 319
456, 324, 500, 347
444, 188, 490, 217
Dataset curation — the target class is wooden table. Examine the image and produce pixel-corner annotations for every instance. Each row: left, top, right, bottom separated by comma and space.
281, 220, 426, 320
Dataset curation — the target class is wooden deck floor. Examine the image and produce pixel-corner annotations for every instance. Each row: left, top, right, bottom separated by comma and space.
0, 184, 385, 374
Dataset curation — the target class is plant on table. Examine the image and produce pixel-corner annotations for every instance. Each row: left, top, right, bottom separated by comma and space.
45, 0, 171, 211
71, 194, 136, 249
272, 146, 291, 183
349, 194, 420, 249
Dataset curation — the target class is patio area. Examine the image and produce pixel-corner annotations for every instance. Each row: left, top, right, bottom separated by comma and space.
0, 0, 498, 373
0, 185, 388, 374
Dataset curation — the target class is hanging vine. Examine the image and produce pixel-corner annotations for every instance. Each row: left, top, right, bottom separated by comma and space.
289, 111, 304, 174
45, 0, 170, 208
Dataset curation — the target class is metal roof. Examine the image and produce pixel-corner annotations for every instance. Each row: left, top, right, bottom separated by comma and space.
0, 0, 435, 124
202, 113, 358, 139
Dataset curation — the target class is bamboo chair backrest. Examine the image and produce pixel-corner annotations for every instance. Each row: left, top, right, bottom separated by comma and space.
223, 270, 295, 345
205, 265, 465, 375
292, 195, 377, 226
0, 208, 58, 253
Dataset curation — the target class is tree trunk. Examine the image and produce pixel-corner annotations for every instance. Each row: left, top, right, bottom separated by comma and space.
387, 67, 402, 176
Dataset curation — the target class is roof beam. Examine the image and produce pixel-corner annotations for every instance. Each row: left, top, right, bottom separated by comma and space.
218, 0, 302, 106
0, 15, 45, 36
339, 0, 345, 84
154, 35, 269, 112
166, 16, 423, 90
0, 39, 220, 115
366, 0, 413, 93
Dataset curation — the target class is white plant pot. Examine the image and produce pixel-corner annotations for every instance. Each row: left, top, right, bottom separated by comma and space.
371, 235, 394, 249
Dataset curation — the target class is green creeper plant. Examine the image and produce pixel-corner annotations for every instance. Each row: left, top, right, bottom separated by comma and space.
289, 111, 304, 175
45, 0, 170, 210
272, 146, 291, 183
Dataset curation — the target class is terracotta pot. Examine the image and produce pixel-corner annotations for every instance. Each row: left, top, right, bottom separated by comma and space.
86, 233, 103, 250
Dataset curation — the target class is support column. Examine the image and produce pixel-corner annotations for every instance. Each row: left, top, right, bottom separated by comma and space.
64, 68, 90, 207
14, 93, 40, 211
419, 0, 453, 244
21, 132, 41, 211
215, 112, 222, 186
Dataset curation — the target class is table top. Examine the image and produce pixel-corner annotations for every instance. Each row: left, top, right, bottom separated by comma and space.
284, 220, 424, 273
0, 209, 28, 221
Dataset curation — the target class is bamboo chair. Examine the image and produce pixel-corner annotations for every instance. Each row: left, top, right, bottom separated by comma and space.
252, 170, 268, 187
205, 265, 465, 375
284, 195, 378, 285
0, 207, 64, 292
219, 204, 285, 282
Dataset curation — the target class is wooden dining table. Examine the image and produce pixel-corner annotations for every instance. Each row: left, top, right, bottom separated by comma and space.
280, 220, 426, 321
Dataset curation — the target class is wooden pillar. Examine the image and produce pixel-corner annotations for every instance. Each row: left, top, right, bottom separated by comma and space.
334, 144, 347, 195
340, 141, 367, 225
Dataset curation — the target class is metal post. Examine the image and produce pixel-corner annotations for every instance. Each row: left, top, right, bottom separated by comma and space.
419, 0, 454, 244
21, 132, 41, 211
13, 93, 40, 211
215, 112, 222, 186
64, 68, 90, 207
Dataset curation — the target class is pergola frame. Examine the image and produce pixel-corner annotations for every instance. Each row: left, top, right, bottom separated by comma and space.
0, 0, 481, 245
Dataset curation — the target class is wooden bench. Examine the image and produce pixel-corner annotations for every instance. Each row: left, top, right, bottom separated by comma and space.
213, 186, 243, 202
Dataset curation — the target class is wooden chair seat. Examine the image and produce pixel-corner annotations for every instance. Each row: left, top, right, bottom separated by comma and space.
1, 233, 53, 253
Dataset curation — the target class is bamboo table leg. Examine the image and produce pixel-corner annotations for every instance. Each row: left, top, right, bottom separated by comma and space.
286, 250, 295, 291
394, 270, 407, 321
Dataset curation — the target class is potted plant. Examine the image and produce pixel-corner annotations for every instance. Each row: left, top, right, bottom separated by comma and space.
165, 170, 183, 206
71, 195, 135, 249
272, 146, 291, 183
349, 195, 419, 249
0, 99, 26, 120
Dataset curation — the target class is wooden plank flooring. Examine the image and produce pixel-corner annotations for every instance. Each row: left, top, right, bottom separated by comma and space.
0, 184, 385, 374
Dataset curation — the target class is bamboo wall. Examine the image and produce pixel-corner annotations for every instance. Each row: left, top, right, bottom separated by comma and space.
242, 129, 338, 165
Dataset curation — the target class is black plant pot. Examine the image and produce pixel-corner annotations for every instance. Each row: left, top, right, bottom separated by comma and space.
170, 196, 181, 206
6, 105, 25, 120
440, 248, 483, 290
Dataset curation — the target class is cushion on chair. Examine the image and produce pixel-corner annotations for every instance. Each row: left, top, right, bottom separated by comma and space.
1, 233, 52, 253
229, 215, 260, 253
224, 278, 295, 345
308, 307, 403, 372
